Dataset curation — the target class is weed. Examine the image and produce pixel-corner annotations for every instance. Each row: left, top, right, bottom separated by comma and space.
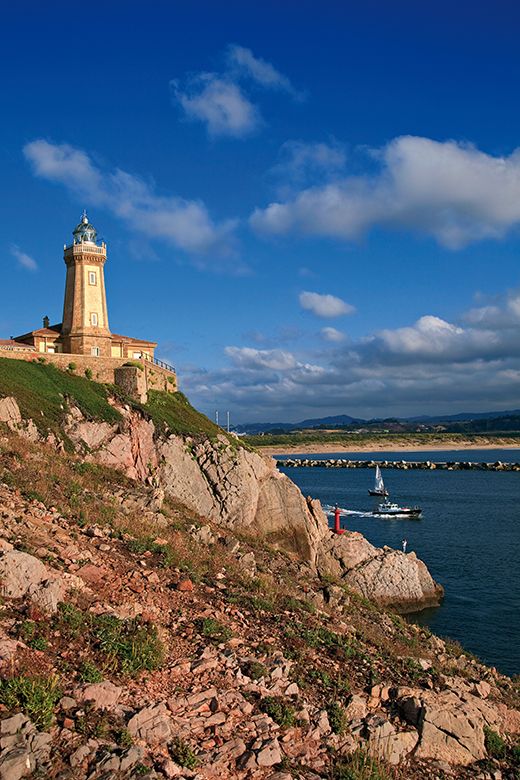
327, 701, 348, 734
77, 660, 104, 684
196, 618, 232, 644
0, 675, 61, 730
84, 367, 93, 380
484, 726, 507, 759
170, 736, 198, 768
259, 696, 296, 728
93, 615, 164, 676
55, 602, 88, 637
241, 660, 268, 680
331, 749, 392, 780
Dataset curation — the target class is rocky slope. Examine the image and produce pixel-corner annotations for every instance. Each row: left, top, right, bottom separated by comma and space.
1, 390, 442, 613
0, 430, 517, 780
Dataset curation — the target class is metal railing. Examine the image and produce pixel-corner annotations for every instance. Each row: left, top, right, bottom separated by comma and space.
143, 353, 176, 374
0, 344, 34, 353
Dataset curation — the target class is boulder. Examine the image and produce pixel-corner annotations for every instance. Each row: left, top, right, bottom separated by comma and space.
76, 681, 122, 710
0, 550, 72, 613
127, 703, 173, 745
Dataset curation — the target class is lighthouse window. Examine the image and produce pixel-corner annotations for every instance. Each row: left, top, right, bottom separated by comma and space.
91, 312, 98, 326
91, 347, 100, 357
89, 272, 97, 285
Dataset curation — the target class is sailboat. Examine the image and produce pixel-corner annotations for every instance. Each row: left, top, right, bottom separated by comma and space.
368, 465, 389, 497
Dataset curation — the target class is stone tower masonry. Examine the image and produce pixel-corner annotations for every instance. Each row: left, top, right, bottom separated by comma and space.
60, 211, 112, 356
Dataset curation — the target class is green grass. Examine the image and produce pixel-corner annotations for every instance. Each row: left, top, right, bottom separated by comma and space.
331, 750, 392, 780
195, 617, 232, 644
243, 430, 517, 449
143, 389, 239, 444
259, 696, 296, 728
53, 603, 164, 676
327, 700, 348, 734
0, 357, 121, 438
92, 614, 164, 675
0, 675, 61, 730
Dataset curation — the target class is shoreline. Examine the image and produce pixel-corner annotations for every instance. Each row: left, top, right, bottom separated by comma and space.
258, 439, 520, 456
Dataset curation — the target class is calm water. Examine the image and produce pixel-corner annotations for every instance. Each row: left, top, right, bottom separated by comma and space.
278, 450, 520, 677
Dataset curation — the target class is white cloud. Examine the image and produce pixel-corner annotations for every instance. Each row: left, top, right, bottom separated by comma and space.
181, 292, 520, 421
321, 326, 346, 342
171, 74, 260, 138
226, 45, 300, 97
272, 140, 346, 182
23, 140, 237, 258
11, 244, 37, 271
251, 135, 520, 249
299, 291, 355, 318
172, 45, 300, 138
225, 347, 298, 371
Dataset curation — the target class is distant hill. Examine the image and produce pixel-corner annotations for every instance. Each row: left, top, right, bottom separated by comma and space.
234, 409, 520, 434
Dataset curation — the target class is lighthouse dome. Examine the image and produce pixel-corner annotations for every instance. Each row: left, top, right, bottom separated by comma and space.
72, 210, 97, 244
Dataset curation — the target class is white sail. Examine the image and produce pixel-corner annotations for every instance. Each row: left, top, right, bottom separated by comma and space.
374, 465, 385, 493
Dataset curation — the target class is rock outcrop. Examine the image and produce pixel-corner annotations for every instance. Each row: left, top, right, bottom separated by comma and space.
317, 532, 444, 612
1, 395, 443, 612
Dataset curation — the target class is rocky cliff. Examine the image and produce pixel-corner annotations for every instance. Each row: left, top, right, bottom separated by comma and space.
0, 388, 443, 613
0, 433, 517, 780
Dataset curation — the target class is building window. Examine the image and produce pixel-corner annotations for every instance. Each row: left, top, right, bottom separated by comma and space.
91, 312, 98, 326
91, 347, 100, 357
133, 351, 142, 359
88, 272, 97, 285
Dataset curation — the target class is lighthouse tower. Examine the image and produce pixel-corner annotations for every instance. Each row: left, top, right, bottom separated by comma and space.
60, 211, 112, 356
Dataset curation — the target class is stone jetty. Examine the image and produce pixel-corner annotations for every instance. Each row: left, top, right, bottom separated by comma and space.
278, 458, 520, 472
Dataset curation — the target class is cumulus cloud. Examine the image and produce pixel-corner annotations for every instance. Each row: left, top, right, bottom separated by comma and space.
11, 244, 37, 271
23, 139, 237, 259
172, 45, 300, 138
182, 292, 520, 421
321, 326, 346, 342
299, 291, 355, 318
251, 135, 520, 249
170, 74, 260, 138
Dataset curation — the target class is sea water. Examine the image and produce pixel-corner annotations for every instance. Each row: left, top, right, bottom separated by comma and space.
277, 449, 520, 677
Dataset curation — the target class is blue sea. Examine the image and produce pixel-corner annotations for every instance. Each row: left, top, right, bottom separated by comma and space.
277, 449, 520, 677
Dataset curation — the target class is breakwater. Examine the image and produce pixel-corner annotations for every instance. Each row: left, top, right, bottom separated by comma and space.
278, 458, 520, 472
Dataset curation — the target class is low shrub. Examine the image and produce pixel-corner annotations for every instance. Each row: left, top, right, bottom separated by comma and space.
484, 726, 507, 759
170, 736, 198, 769
67, 362, 77, 372
84, 367, 93, 380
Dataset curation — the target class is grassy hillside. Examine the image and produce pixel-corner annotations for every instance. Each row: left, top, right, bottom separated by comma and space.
0, 357, 240, 447
0, 357, 122, 435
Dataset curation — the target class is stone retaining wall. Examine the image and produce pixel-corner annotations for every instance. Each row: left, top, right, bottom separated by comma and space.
0, 348, 177, 397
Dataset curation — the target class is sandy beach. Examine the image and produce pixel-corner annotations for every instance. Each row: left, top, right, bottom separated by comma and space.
258, 438, 520, 456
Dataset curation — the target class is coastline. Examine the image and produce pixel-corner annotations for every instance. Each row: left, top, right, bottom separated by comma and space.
258, 438, 520, 456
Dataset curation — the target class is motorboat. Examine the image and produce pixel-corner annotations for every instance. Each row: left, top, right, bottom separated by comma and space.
373, 501, 422, 519
368, 465, 389, 496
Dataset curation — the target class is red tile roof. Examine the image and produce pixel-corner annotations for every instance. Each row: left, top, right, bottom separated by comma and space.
111, 333, 157, 347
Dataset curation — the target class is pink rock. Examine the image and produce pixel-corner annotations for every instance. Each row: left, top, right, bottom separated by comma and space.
78, 681, 122, 710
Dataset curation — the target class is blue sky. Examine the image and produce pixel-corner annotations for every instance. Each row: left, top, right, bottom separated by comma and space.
2, 0, 520, 422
